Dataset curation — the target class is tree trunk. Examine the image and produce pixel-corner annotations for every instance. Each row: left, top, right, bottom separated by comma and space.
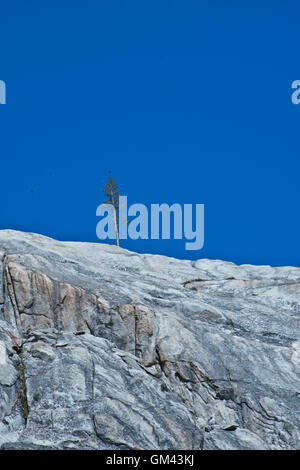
112, 204, 119, 247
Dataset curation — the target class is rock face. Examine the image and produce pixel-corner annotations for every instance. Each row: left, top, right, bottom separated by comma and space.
0, 230, 299, 450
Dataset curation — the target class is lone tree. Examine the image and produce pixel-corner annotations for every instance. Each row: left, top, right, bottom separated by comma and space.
103, 176, 120, 246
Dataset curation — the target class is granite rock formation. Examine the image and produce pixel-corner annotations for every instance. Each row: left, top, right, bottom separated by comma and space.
0, 230, 299, 450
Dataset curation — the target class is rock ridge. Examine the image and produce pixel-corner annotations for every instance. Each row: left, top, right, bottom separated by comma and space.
0, 230, 299, 449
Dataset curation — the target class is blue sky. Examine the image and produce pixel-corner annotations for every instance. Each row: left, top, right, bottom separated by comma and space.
1, 1, 300, 265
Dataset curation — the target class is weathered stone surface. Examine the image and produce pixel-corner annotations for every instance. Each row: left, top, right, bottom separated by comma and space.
0, 230, 299, 450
